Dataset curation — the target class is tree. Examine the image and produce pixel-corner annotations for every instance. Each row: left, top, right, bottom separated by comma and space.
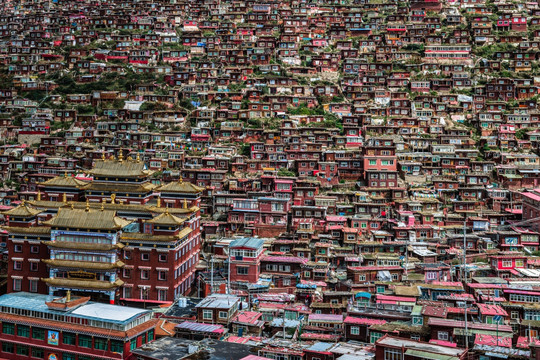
277, 168, 296, 177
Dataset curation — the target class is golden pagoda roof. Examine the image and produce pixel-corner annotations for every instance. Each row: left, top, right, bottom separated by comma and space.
145, 211, 186, 226
150, 205, 198, 215
27, 200, 70, 209
40, 175, 88, 188
42, 277, 124, 290
42, 259, 125, 270
1, 203, 42, 217
27, 200, 199, 215
1, 226, 51, 235
121, 227, 192, 243
87, 159, 154, 178
82, 181, 156, 193
42, 241, 124, 251
157, 179, 204, 194
43, 208, 132, 230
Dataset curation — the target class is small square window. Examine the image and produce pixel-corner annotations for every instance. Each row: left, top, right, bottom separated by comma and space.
141, 270, 150, 280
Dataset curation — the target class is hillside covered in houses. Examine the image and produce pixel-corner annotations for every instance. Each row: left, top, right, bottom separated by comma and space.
0, 0, 539, 359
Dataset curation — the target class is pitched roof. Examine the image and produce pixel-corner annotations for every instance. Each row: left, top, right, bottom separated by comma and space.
145, 211, 186, 226
1, 203, 42, 217
42, 259, 125, 270
81, 181, 156, 193
40, 175, 88, 188
87, 158, 153, 178
157, 179, 204, 194
43, 208, 132, 230
41, 277, 124, 290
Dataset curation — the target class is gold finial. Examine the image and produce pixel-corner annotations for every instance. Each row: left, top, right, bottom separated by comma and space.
63, 193, 67, 203
64, 171, 68, 178
70, 203, 74, 210
101, 152, 106, 160
183, 198, 188, 209
165, 206, 169, 215
101, 201, 105, 211
21, 199, 25, 206
109, 154, 115, 161
157, 196, 161, 207
179, 176, 183, 184
127, 155, 133, 161
136, 152, 141, 163
66, 290, 71, 302
118, 150, 124, 162
37, 191, 41, 201
85, 199, 90, 212
110, 194, 116, 204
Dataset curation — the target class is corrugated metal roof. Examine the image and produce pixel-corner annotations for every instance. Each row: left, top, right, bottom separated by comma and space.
176, 321, 224, 333
230, 237, 265, 249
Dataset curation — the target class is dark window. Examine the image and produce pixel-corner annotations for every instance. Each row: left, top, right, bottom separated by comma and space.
62, 333, 76, 346
17, 325, 30, 337
78, 335, 92, 348
2, 323, 14, 335
16, 345, 29, 356
237, 267, 249, 275
1, 343, 13, 353
31, 347, 44, 358
32, 328, 45, 340
94, 338, 108, 351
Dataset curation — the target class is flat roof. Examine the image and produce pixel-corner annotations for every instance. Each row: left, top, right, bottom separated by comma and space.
377, 336, 466, 357
0, 292, 150, 325
195, 294, 240, 309
71, 303, 147, 322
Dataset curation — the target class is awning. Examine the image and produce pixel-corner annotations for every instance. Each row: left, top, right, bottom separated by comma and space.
454, 328, 512, 337
404, 349, 459, 360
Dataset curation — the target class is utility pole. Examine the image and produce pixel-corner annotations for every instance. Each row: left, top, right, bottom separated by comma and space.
227, 249, 231, 295
462, 220, 467, 283
463, 219, 468, 349
210, 256, 214, 295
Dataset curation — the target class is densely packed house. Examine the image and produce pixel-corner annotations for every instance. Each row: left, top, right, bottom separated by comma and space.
0, 0, 540, 358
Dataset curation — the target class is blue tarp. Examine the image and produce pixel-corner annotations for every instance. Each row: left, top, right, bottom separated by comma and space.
296, 283, 316, 289
355, 292, 372, 299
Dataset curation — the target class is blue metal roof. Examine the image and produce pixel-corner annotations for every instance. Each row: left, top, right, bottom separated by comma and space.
0, 292, 150, 325
230, 237, 265, 249
307, 342, 334, 352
